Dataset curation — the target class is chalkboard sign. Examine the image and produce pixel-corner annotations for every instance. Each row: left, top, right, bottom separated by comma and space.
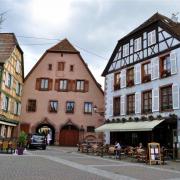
148, 142, 161, 165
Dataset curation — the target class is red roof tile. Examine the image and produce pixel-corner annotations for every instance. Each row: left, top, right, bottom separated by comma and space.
47, 38, 79, 53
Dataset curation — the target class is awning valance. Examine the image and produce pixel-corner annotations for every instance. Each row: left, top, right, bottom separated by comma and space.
0, 115, 19, 127
95, 120, 164, 132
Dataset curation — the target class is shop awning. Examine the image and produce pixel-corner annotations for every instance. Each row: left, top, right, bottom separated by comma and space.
95, 120, 164, 132
0, 115, 19, 127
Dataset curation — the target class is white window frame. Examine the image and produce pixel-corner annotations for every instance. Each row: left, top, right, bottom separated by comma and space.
134, 37, 142, 52
148, 30, 156, 46
123, 43, 129, 57
59, 80, 68, 90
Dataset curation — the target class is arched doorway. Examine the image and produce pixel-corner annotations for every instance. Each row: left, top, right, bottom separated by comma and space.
59, 124, 79, 146
36, 124, 55, 145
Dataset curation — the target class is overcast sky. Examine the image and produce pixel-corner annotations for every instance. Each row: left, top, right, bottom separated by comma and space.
0, 0, 179, 88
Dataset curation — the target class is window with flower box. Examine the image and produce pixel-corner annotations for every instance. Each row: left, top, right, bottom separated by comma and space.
127, 68, 134, 87
142, 62, 151, 83
160, 54, 171, 78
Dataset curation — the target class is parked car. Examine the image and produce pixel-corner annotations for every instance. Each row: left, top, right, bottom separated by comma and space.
27, 133, 46, 150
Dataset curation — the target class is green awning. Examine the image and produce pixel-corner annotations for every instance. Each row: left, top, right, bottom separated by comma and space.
0, 115, 19, 126
95, 120, 164, 132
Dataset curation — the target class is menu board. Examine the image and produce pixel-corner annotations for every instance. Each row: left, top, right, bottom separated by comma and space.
148, 142, 161, 165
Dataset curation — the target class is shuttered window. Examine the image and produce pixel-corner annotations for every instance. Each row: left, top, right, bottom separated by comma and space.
76, 80, 85, 91
114, 72, 120, 90
113, 96, 120, 116
59, 80, 68, 91
120, 95, 126, 115
161, 85, 172, 111
142, 90, 152, 113
36, 78, 52, 91
127, 94, 135, 115
127, 68, 134, 87
142, 62, 151, 83
160, 54, 171, 78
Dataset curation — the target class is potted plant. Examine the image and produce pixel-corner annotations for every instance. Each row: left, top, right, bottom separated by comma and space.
17, 131, 27, 155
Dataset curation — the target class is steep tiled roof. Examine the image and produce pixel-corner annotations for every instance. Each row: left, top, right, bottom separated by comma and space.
47, 38, 79, 53
0, 33, 20, 63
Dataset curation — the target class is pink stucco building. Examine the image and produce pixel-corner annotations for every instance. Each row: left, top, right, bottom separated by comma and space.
20, 39, 104, 146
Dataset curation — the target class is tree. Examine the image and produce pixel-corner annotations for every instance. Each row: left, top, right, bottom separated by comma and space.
0, 11, 7, 30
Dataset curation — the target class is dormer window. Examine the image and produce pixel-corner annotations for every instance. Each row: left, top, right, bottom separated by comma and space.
148, 30, 156, 46
123, 43, 129, 57
134, 37, 142, 52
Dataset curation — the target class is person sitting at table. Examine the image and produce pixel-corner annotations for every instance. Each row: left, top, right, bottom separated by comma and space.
114, 141, 121, 159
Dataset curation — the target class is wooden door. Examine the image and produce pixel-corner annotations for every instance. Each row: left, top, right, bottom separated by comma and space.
59, 129, 79, 146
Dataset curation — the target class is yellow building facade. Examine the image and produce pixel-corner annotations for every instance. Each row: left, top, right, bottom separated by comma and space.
0, 33, 24, 138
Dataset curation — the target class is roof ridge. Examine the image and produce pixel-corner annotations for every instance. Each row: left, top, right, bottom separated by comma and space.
47, 38, 79, 53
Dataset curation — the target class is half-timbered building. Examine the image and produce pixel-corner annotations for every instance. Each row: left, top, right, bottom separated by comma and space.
0, 33, 24, 138
20, 39, 104, 146
96, 13, 180, 158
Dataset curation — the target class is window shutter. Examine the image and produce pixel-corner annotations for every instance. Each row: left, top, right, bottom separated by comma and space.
121, 95, 126, 115
20, 84, 22, 96
14, 101, 17, 114
135, 92, 141, 114
35, 78, 41, 90
135, 64, 141, 85
11, 76, 13, 88
172, 84, 179, 109
152, 88, 159, 112
121, 69, 126, 88
54, 79, 59, 91
67, 80, 71, 91
151, 57, 159, 80
84, 80, 89, 92
170, 51, 177, 75
1, 94, 5, 110
109, 98, 113, 117
16, 81, 18, 94
110, 75, 114, 92
18, 103, 21, 115
48, 79, 53, 90
5, 72, 8, 86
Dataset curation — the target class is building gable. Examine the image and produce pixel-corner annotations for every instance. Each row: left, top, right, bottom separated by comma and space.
102, 13, 180, 76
